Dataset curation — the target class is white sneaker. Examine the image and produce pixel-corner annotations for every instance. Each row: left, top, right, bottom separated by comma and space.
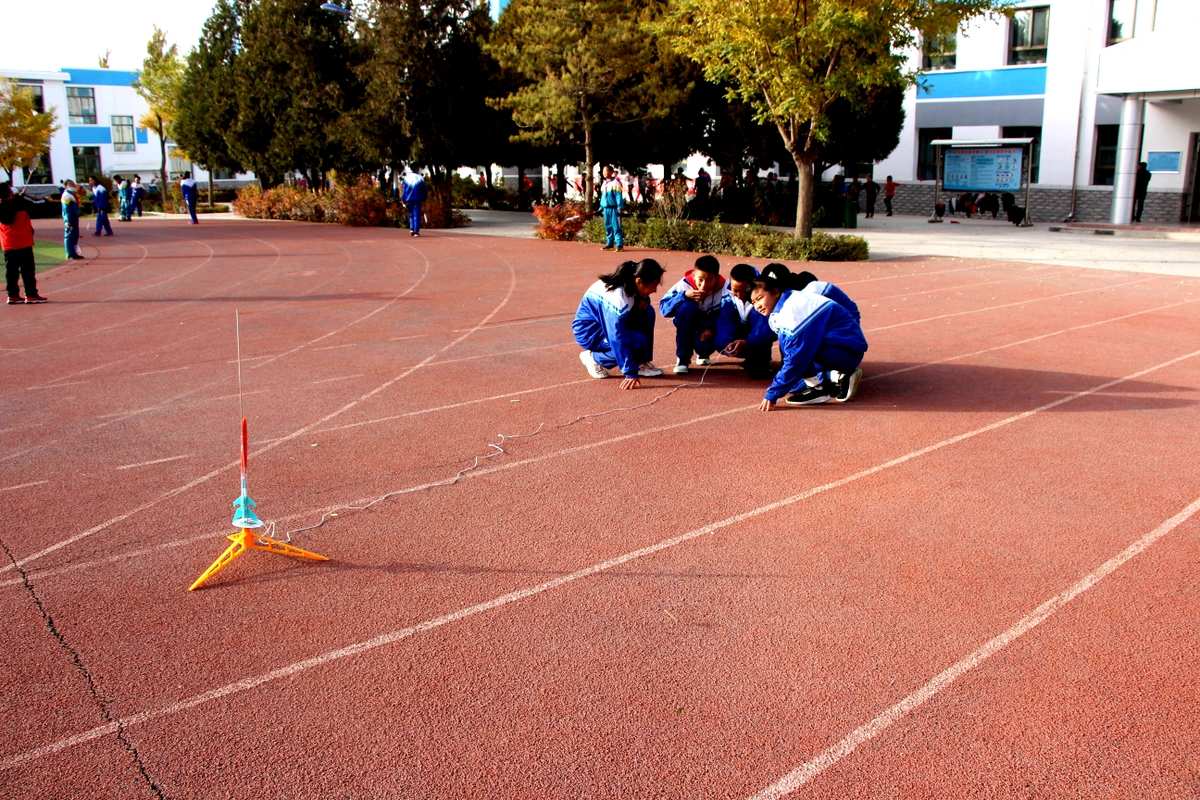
579, 350, 611, 379
672, 359, 689, 375
695, 356, 712, 366
639, 362, 664, 377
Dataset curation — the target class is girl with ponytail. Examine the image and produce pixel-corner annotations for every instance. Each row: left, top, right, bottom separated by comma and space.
752, 263, 868, 409
572, 258, 667, 389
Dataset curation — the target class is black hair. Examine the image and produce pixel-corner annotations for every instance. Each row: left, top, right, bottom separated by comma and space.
729, 263, 757, 284
794, 270, 818, 290
183, 171, 191, 179
693, 254, 720, 274
755, 263, 812, 293
0, 182, 11, 201
599, 258, 665, 296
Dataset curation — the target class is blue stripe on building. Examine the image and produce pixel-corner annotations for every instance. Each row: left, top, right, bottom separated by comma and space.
69, 126, 113, 145
917, 67, 1047, 99
136, 128, 149, 145
63, 68, 139, 87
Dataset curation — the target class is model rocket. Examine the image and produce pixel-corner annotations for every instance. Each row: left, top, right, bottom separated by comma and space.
231, 417, 263, 529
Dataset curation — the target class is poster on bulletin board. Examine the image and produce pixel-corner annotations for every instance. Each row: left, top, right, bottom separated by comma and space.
943, 147, 1024, 192
1146, 151, 1181, 173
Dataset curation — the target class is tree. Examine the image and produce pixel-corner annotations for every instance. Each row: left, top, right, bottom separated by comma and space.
135, 28, 185, 194
816, 84, 906, 177
232, 0, 363, 187
489, 0, 688, 205
0, 80, 58, 185
656, 0, 1000, 237
174, 0, 244, 206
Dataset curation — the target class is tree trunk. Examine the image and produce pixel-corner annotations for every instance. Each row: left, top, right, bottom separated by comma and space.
583, 117, 594, 210
555, 162, 565, 204
516, 165, 526, 210
207, 171, 214, 208
156, 114, 169, 207
792, 153, 815, 238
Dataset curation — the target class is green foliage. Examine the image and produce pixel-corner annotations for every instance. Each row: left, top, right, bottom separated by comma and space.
135, 27, 184, 190
531, 201, 591, 240
0, 80, 58, 181
579, 216, 868, 261
451, 174, 515, 210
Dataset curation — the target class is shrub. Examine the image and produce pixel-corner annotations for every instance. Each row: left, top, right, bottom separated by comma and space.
579, 216, 868, 261
532, 201, 591, 240
329, 177, 388, 226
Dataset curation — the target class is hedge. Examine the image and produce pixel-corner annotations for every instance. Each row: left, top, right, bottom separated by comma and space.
234, 177, 469, 228
577, 216, 868, 261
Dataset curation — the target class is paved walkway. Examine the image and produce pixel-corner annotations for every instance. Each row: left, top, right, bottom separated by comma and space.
455, 209, 1200, 277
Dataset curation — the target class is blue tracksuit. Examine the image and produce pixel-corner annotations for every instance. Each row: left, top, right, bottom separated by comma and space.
714, 288, 774, 371
804, 280, 860, 321
572, 279, 655, 378
599, 177, 624, 248
764, 289, 868, 402
61, 189, 80, 258
659, 270, 725, 362
402, 176, 428, 233
180, 178, 198, 223
92, 185, 112, 235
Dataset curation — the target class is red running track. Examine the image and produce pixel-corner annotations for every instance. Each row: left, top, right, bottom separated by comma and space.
1, 217, 1199, 799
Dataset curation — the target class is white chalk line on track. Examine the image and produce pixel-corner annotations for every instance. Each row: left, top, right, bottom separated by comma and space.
310, 374, 364, 385
5, 345, 1196, 772
6, 290, 1195, 591
0, 480, 48, 493
746, 492, 1200, 799
132, 365, 193, 378
0, 243, 518, 575
114, 454, 192, 471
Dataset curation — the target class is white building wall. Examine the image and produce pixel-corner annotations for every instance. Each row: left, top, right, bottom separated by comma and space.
1141, 100, 1200, 192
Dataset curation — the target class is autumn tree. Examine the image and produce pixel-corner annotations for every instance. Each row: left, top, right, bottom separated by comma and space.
136, 27, 185, 193
0, 80, 58, 184
655, 0, 1001, 237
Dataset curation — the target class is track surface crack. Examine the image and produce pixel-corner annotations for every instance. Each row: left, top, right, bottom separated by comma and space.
0, 536, 169, 799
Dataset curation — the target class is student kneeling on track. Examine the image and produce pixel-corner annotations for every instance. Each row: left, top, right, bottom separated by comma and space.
753, 264, 867, 410
714, 262, 775, 378
659, 254, 725, 374
573, 258, 666, 390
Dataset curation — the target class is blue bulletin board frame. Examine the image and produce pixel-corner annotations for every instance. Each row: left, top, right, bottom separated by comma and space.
1146, 151, 1181, 173
943, 147, 1024, 192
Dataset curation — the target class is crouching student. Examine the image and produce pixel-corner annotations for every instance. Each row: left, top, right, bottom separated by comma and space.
793, 270, 860, 321
659, 254, 725, 374
715, 263, 775, 377
573, 259, 666, 390
753, 264, 868, 409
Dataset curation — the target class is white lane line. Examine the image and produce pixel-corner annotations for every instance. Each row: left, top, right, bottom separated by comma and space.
7, 347, 1195, 772
313, 343, 359, 352
225, 354, 275, 364
311, 374, 364, 385
115, 454, 192, 471
451, 314, 571, 332
389, 334, 429, 342
9, 293, 1195, 591
0, 480, 48, 493
133, 366, 192, 378
95, 389, 270, 420
748, 493, 1200, 800
26, 381, 87, 391
868, 276, 1156, 333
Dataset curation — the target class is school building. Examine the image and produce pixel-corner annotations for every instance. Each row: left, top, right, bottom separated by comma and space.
875, 0, 1200, 224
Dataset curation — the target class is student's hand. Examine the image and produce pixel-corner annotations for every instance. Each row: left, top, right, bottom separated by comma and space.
621, 377, 641, 390
723, 339, 746, 357
759, 398, 775, 412
684, 288, 704, 301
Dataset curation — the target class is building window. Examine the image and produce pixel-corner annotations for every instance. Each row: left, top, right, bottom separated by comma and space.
1002, 126, 1041, 183
918, 127, 952, 181
26, 151, 53, 185
112, 116, 136, 152
1107, 0, 1135, 43
16, 81, 45, 114
1009, 7, 1049, 65
922, 32, 957, 71
67, 87, 97, 125
1092, 125, 1119, 185
73, 146, 102, 182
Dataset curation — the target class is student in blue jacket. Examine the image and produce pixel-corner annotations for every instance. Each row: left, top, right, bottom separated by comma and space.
88, 176, 113, 236
179, 172, 199, 224
714, 263, 775, 377
753, 264, 867, 409
60, 180, 83, 260
402, 170, 428, 237
598, 165, 625, 252
573, 258, 666, 390
659, 254, 726, 374
793, 269, 860, 321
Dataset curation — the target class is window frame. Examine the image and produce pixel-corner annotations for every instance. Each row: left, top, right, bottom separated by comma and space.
16, 81, 45, 114
1001, 126, 1041, 184
111, 115, 136, 152
67, 86, 97, 125
1008, 6, 1050, 65
921, 31, 957, 71
1092, 125, 1120, 186
1107, 0, 1135, 45
918, 127, 953, 182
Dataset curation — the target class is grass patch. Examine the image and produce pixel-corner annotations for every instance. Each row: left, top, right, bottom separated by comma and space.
33, 241, 66, 271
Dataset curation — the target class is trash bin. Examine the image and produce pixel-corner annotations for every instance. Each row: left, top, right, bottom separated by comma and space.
842, 199, 857, 229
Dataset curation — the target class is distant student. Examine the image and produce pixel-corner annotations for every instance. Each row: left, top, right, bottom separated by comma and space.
884, 176, 897, 216
573, 258, 666, 389
401, 169, 427, 237
599, 165, 625, 252
714, 263, 774, 377
753, 264, 867, 409
659, 254, 725, 374
116, 175, 133, 221
60, 180, 83, 261
864, 177, 880, 218
88, 176, 113, 236
0, 183, 48, 304
179, 172, 199, 224
132, 176, 145, 217
792, 269, 861, 321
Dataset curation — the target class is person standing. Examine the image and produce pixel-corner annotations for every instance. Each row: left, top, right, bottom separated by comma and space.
117, 175, 133, 221
132, 177, 145, 217
864, 177, 880, 219
180, 171, 199, 224
88, 176, 113, 236
884, 175, 897, 216
401, 169, 427, 237
61, 180, 83, 260
598, 165, 625, 252
0, 183, 48, 304
1133, 162, 1151, 223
